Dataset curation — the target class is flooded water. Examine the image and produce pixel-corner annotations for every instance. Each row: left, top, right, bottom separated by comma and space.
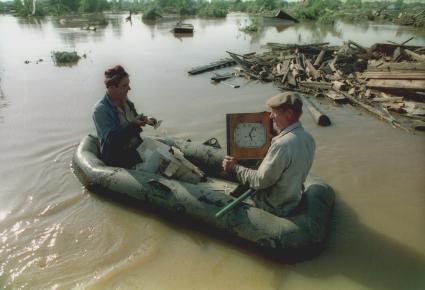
0, 13, 424, 290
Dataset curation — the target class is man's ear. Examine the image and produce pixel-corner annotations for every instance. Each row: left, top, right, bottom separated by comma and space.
287, 109, 297, 122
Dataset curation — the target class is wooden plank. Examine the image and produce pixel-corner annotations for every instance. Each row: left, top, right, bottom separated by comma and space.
366, 79, 425, 92
299, 81, 332, 90
359, 72, 425, 80
367, 62, 425, 72
266, 42, 329, 51
188, 59, 236, 75
371, 97, 404, 103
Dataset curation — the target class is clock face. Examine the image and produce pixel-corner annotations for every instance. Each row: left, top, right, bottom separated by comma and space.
234, 122, 266, 148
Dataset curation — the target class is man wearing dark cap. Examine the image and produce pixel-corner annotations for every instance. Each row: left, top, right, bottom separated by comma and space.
93, 65, 157, 168
223, 92, 315, 217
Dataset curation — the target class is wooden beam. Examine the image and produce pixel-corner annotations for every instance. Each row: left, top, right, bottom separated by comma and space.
366, 79, 425, 92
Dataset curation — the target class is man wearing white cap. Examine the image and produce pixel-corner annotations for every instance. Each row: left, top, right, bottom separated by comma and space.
222, 92, 315, 217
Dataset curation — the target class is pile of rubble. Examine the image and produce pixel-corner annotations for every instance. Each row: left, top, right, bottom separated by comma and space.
223, 39, 425, 132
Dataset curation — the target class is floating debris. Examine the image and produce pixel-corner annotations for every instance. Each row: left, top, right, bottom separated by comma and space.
195, 38, 425, 132
173, 22, 194, 33
51, 51, 81, 66
263, 9, 299, 24
188, 59, 236, 75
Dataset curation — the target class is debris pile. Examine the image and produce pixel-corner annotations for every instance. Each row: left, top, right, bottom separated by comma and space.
190, 38, 425, 132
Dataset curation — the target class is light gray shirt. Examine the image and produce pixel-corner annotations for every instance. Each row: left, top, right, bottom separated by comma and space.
234, 122, 315, 217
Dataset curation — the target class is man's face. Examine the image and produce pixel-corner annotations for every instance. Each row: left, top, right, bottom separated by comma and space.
270, 107, 292, 130
109, 76, 131, 101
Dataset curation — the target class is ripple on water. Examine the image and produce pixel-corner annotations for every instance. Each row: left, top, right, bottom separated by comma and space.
0, 190, 163, 289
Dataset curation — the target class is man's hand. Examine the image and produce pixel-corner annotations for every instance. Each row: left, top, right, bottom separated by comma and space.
222, 155, 237, 172
146, 117, 158, 126
134, 115, 149, 131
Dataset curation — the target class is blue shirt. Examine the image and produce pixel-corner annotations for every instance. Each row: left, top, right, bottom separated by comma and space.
92, 94, 142, 168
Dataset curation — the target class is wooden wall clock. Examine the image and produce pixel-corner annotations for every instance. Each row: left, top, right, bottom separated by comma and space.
226, 112, 274, 162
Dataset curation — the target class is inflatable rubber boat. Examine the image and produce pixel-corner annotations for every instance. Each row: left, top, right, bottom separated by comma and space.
72, 135, 335, 257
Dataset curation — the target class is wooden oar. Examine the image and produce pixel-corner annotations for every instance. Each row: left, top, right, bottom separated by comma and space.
215, 188, 256, 218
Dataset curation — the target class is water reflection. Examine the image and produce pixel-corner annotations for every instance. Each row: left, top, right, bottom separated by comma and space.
0, 79, 7, 124
173, 32, 193, 42
16, 16, 48, 29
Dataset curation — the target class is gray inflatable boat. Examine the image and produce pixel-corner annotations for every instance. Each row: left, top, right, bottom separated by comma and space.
72, 135, 335, 257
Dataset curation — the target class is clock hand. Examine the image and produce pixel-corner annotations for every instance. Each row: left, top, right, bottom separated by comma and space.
249, 127, 254, 140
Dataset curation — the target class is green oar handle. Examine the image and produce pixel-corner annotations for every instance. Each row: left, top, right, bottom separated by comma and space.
215, 188, 256, 218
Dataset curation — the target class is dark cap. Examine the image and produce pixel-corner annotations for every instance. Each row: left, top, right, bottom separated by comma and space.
266, 92, 302, 109
104, 65, 129, 88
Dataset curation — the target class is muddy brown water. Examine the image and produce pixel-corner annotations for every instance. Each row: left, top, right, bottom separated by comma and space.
0, 13, 424, 290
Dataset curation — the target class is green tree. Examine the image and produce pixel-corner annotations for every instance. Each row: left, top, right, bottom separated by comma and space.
14, 0, 32, 16
48, 0, 80, 14
255, 0, 277, 11
345, 0, 362, 9
79, 0, 108, 12
394, 0, 405, 10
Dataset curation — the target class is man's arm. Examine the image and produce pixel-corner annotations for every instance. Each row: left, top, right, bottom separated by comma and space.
224, 143, 290, 190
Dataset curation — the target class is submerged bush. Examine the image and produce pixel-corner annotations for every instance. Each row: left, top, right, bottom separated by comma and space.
142, 7, 162, 21
240, 17, 261, 33
52, 51, 81, 65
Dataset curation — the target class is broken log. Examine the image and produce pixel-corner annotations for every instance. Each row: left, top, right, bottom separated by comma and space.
314, 49, 326, 67
300, 95, 331, 126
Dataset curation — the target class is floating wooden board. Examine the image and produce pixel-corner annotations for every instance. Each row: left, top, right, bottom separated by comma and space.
188, 59, 236, 75
367, 62, 425, 72
360, 72, 425, 80
366, 79, 425, 92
